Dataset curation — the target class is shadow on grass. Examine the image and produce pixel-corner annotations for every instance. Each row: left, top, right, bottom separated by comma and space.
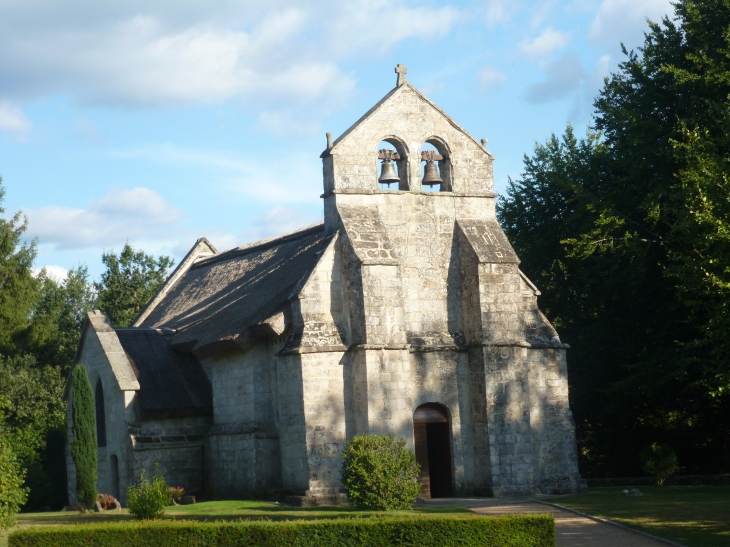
558, 486, 730, 547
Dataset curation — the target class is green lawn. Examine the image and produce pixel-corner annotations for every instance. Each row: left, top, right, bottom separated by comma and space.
0, 500, 470, 547
558, 486, 730, 547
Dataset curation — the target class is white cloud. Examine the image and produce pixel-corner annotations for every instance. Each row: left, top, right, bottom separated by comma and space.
0, 104, 31, 137
245, 206, 321, 242
32, 265, 69, 282
23, 187, 183, 250
483, 0, 515, 28
76, 120, 104, 142
525, 52, 586, 103
0, 1, 461, 117
111, 144, 322, 204
255, 111, 321, 140
520, 27, 570, 59
589, 0, 673, 47
478, 65, 507, 94
326, 1, 461, 57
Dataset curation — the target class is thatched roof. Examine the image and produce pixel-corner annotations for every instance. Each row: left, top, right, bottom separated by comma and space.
140, 224, 332, 355
115, 328, 212, 419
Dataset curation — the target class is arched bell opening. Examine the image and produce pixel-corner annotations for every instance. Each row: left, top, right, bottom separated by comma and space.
419, 138, 452, 192
413, 403, 454, 498
376, 138, 410, 191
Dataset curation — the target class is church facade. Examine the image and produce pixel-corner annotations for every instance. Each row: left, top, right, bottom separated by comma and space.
65, 66, 585, 506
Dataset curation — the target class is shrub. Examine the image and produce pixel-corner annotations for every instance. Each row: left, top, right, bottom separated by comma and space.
341, 434, 421, 510
641, 443, 680, 486
8, 514, 556, 547
0, 435, 28, 529
70, 365, 97, 510
127, 464, 169, 519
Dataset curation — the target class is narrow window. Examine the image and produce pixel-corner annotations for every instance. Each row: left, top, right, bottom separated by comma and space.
95, 378, 107, 447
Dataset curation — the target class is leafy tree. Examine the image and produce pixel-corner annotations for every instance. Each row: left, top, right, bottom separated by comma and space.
641, 443, 680, 486
0, 354, 65, 465
0, 177, 39, 357
26, 267, 96, 374
499, 0, 730, 476
70, 365, 97, 510
94, 243, 173, 327
341, 434, 420, 510
0, 396, 29, 529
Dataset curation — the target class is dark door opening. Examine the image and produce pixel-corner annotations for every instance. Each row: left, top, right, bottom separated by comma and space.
110, 455, 120, 500
413, 403, 453, 498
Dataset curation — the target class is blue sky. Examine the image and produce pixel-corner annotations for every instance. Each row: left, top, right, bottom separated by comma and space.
0, 0, 675, 280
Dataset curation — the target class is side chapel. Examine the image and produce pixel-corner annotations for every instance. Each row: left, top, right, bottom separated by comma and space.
65, 65, 586, 505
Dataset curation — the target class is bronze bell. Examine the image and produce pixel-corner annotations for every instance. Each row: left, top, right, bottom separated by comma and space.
379, 159, 400, 185
422, 160, 443, 187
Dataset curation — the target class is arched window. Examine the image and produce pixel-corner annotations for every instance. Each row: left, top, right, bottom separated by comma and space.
375, 138, 410, 190
95, 378, 107, 447
419, 139, 452, 192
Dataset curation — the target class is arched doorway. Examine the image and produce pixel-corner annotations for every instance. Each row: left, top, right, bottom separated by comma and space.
413, 403, 453, 498
110, 455, 120, 500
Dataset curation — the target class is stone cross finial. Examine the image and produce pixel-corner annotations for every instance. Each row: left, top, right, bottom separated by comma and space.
395, 64, 408, 86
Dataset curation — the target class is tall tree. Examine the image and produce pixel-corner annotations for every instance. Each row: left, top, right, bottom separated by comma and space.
26, 267, 96, 374
94, 243, 173, 327
0, 176, 39, 356
70, 365, 96, 510
499, 0, 730, 476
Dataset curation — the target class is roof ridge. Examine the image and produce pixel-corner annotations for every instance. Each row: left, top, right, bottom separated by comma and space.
132, 237, 217, 327
193, 223, 325, 268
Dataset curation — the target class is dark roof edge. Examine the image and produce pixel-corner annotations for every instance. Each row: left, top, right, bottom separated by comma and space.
133, 237, 218, 327
192, 223, 325, 269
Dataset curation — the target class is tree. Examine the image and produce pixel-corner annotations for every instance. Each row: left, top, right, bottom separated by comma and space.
0, 397, 28, 530
26, 267, 96, 374
498, 0, 730, 476
0, 176, 39, 357
70, 365, 97, 510
0, 354, 65, 465
94, 243, 173, 327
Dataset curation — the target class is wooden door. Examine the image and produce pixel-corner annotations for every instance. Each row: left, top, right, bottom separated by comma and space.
413, 404, 453, 498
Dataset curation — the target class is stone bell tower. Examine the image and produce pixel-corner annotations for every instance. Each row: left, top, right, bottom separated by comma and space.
312, 65, 584, 497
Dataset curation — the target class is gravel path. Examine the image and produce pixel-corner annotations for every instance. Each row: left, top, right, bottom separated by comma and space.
424, 498, 678, 547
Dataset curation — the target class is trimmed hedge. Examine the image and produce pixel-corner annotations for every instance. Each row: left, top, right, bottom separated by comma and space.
9, 514, 555, 547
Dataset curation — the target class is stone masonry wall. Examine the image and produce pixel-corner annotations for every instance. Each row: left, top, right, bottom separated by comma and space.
202, 344, 281, 497
325, 84, 494, 195
67, 326, 136, 505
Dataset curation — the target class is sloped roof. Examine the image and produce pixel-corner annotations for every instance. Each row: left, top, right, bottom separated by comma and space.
115, 328, 212, 419
140, 224, 332, 354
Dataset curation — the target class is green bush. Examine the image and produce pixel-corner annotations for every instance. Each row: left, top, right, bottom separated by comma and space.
70, 365, 97, 510
641, 443, 680, 486
341, 434, 421, 510
127, 465, 170, 519
0, 435, 28, 529
8, 514, 556, 547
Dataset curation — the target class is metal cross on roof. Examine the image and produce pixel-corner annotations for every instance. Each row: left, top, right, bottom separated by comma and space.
395, 64, 407, 86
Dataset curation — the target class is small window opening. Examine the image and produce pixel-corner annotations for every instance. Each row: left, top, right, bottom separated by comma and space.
95, 378, 107, 447
419, 140, 452, 192
376, 139, 409, 190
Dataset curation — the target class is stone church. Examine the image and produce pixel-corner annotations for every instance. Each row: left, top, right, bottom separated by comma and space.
65, 65, 585, 506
